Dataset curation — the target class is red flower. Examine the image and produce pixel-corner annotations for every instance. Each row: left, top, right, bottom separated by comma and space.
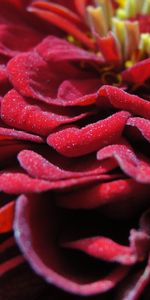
0, 1, 150, 299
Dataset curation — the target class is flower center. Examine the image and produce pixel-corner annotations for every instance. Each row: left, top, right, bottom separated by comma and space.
87, 0, 150, 67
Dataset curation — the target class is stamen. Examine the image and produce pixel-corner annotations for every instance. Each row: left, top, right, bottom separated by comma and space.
142, 0, 150, 15
95, 0, 114, 27
117, 0, 150, 18
125, 0, 139, 18
87, 6, 108, 37
140, 33, 150, 56
124, 21, 140, 60
87, 0, 150, 66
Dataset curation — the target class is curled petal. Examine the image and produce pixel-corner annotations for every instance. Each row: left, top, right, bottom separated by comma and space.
0, 126, 44, 143
47, 111, 130, 157
127, 117, 150, 143
1, 89, 93, 136
97, 85, 150, 119
122, 58, 150, 84
117, 257, 150, 300
36, 35, 103, 63
14, 194, 130, 296
57, 179, 150, 212
0, 170, 116, 194
7, 50, 97, 106
18, 149, 117, 180
62, 236, 135, 265
97, 138, 150, 183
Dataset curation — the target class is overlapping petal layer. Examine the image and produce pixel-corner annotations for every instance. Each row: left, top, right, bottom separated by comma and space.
0, 1, 150, 300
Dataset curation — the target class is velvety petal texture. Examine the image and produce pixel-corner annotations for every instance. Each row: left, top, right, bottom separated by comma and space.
0, 1, 150, 300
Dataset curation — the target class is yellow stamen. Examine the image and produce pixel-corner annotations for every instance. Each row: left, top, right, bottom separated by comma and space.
86, 0, 150, 66
116, 0, 126, 8
116, 8, 127, 20
67, 35, 75, 43
95, 0, 114, 27
125, 60, 134, 68
87, 6, 108, 36
124, 21, 140, 60
112, 18, 126, 49
125, 0, 138, 18
140, 34, 150, 56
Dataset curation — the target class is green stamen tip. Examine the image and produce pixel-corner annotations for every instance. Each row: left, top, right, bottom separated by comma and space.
112, 18, 125, 46
116, 8, 127, 20
140, 34, 150, 56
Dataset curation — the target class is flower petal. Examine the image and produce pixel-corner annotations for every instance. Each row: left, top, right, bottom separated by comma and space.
18, 149, 117, 180
1, 89, 93, 136
97, 138, 150, 183
122, 58, 150, 84
57, 179, 150, 214
47, 111, 130, 157
62, 236, 135, 265
97, 85, 150, 119
14, 194, 130, 296
0, 170, 116, 194
0, 201, 15, 233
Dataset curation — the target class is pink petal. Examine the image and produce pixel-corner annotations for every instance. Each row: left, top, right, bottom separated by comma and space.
127, 117, 150, 143
122, 58, 150, 84
117, 257, 150, 300
97, 138, 150, 183
18, 149, 117, 180
47, 111, 130, 157
1, 89, 93, 136
14, 194, 129, 296
97, 85, 150, 119
7, 50, 95, 106
57, 78, 101, 106
62, 236, 135, 265
36, 35, 103, 63
0, 126, 44, 143
0, 169, 116, 194
57, 179, 150, 212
